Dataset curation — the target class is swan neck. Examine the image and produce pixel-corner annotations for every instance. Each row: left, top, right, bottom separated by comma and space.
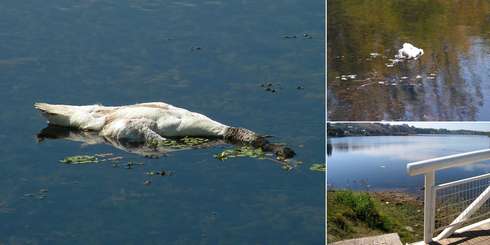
224, 127, 258, 144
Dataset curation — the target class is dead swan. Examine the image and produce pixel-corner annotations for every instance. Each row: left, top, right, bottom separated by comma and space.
397, 43, 424, 59
34, 102, 295, 158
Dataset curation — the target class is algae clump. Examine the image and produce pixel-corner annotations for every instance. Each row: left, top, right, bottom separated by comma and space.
60, 155, 98, 164
148, 137, 210, 149
214, 146, 265, 160
310, 163, 326, 172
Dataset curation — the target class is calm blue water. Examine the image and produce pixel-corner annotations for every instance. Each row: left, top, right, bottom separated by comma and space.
0, 1, 325, 244
327, 135, 490, 192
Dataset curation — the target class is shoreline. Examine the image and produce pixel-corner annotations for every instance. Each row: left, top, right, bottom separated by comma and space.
327, 189, 424, 244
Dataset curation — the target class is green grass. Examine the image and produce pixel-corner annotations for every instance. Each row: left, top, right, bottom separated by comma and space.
327, 190, 423, 244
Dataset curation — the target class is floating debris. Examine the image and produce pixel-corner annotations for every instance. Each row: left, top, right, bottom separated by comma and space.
282, 35, 297, 39
23, 189, 49, 200
108, 156, 123, 161
415, 75, 423, 79
400, 76, 408, 80
214, 146, 265, 161
95, 153, 113, 157
339, 74, 357, 81
427, 73, 437, 80
309, 163, 326, 172
143, 180, 151, 186
260, 82, 280, 93
385, 58, 403, 67
303, 33, 312, 39
397, 43, 424, 59
145, 170, 173, 176
369, 52, 381, 58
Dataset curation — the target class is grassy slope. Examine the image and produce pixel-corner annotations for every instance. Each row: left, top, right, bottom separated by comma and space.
327, 190, 424, 244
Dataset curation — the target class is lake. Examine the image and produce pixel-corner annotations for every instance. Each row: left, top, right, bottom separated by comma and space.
327, 0, 490, 121
327, 135, 490, 192
0, 1, 325, 244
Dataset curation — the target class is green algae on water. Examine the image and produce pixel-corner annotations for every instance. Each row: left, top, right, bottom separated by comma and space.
309, 163, 326, 172
214, 146, 265, 160
148, 137, 210, 149
60, 153, 126, 165
60, 155, 98, 164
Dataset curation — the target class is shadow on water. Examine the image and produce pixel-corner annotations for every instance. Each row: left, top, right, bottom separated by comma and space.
37, 125, 299, 168
327, 0, 490, 121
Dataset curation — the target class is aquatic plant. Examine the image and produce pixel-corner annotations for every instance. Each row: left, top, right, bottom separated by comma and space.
214, 146, 265, 160
310, 163, 326, 172
148, 137, 210, 149
60, 153, 129, 166
60, 155, 98, 164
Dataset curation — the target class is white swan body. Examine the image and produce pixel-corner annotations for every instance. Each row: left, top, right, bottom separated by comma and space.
397, 43, 424, 59
34, 102, 246, 143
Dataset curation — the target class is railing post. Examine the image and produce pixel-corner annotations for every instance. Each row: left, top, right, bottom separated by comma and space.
424, 171, 436, 244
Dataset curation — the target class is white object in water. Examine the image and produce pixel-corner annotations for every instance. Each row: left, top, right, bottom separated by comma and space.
397, 43, 424, 59
34, 102, 258, 144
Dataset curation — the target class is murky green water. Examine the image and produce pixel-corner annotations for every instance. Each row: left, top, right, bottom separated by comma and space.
327, 0, 490, 121
0, 1, 324, 244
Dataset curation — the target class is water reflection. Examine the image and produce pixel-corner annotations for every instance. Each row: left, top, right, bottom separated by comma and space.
37, 125, 297, 167
327, 0, 490, 121
37, 125, 226, 158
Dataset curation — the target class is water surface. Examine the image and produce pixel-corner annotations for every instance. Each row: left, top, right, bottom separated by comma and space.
327, 0, 490, 120
0, 1, 324, 244
327, 135, 490, 192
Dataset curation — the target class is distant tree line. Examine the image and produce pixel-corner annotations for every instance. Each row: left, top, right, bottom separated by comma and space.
327, 123, 490, 137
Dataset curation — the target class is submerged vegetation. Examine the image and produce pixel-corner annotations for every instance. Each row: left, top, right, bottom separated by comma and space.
327, 190, 423, 244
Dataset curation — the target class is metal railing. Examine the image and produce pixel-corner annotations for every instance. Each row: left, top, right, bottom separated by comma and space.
407, 149, 490, 244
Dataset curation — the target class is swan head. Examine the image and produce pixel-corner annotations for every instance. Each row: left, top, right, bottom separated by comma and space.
224, 127, 296, 159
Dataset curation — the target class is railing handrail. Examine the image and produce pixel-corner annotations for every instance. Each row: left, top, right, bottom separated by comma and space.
407, 149, 490, 176
406, 148, 490, 244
